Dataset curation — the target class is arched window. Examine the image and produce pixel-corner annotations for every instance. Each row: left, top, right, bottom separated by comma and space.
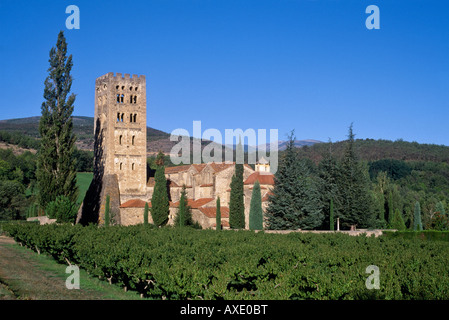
133, 96, 137, 104
116, 94, 120, 103
132, 135, 135, 145
121, 113, 124, 122
130, 114, 133, 122
119, 135, 122, 145
120, 94, 124, 103
117, 113, 120, 122
133, 114, 137, 122
132, 163, 135, 170
119, 163, 123, 170
129, 95, 133, 103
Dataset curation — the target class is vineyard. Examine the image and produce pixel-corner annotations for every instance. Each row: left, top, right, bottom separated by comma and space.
3, 223, 449, 300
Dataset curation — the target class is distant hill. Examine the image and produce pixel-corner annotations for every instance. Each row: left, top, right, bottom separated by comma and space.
295, 138, 449, 164
2, 116, 449, 164
0, 116, 171, 153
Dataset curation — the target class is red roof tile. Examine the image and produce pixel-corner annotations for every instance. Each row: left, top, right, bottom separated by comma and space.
170, 198, 214, 209
244, 172, 274, 185
198, 207, 230, 218
120, 199, 150, 208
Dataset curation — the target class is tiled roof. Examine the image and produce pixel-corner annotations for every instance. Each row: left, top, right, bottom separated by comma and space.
244, 172, 274, 185
120, 199, 150, 208
171, 198, 214, 209
164, 162, 254, 175
198, 207, 230, 218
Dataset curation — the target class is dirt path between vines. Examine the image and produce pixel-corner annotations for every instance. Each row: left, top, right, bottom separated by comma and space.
0, 236, 115, 300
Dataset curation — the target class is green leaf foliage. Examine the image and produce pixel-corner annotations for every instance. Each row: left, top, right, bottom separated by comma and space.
249, 181, 263, 230
4, 224, 449, 300
36, 31, 78, 208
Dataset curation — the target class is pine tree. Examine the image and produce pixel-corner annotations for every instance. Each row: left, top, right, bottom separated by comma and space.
337, 124, 375, 229
151, 162, 169, 227
329, 198, 334, 231
216, 197, 221, 230
414, 201, 423, 231
229, 138, 245, 229
143, 202, 149, 226
318, 140, 341, 229
249, 181, 263, 230
266, 131, 324, 230
36, 31, 78, 209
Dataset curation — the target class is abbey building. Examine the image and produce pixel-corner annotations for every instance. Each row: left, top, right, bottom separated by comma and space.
77, 72, 274, 229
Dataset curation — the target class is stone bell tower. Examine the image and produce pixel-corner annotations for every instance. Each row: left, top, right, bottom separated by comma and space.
95, 72, 147, 199
77, 72, 147, 225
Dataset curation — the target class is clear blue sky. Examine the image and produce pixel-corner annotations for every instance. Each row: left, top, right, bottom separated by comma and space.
0, 0, 448, 145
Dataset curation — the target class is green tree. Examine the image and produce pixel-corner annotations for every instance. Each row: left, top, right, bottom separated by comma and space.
266, 131, 324, 230
151, 161, 169, 227
46, 195, 78, 224
329, 198, 335, 231
216, 196, 221, 230
318, 140, 341, 229
414, 201, 423, 231
337, 124, 375, 229
229, 138, 245, 229
390, 208, 406, 231
143, 202, 149, 226
0, 180, 26, 220
174, 185, 193, 227
249, 181, 263, 230
436, 201, 446, 215
36, 31, 78, 209
104, 194, 110, 227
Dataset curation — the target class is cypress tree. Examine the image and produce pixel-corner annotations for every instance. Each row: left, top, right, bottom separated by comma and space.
391, 208, 406, 231
151, 162, 169, 227
229, 138, 245, 229
249, 181, 263, 230
174, 185, 193, 227
266, 131, 324, 230
104, 195, 110, 227
216, 196, 221, 230
414, 201, 423, 231
318, 140, 341, 229
36, 31, 78, 209
143, 202, 149, 226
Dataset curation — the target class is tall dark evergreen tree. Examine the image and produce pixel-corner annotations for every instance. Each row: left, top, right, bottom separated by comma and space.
151, 156, 169, 227
36, 31, 78, 209
249, 180, 263, 230
414, 201, 423, 231
174, 185, 193, 227
318, 140, 341, 229
266, 131, 324, 230
229, 138, 245, 229
216, 196, 221, 230
337, 124, 375, 229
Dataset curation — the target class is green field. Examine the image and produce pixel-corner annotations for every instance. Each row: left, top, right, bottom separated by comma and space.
76, 172, 93, 205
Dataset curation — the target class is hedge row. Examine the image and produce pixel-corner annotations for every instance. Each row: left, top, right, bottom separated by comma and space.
3, 223, 449, 300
